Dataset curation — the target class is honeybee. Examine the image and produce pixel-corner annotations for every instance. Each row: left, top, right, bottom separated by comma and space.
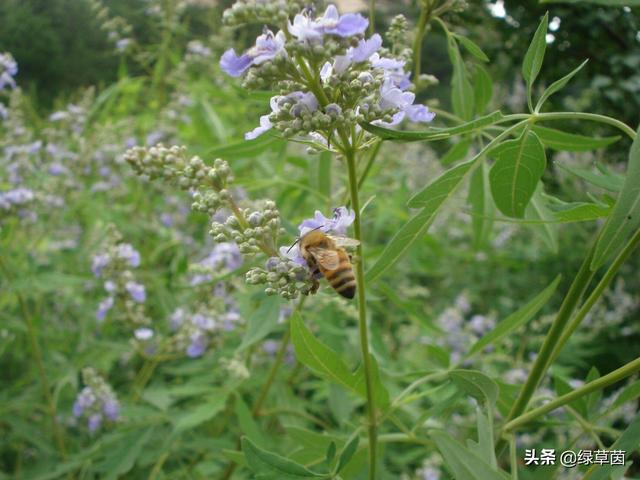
299, 229, 360, 299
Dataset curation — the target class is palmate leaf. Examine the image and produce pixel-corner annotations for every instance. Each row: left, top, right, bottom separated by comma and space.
592, 123, 640, 269
489, 129, 547, 218
447, 35, 475, 120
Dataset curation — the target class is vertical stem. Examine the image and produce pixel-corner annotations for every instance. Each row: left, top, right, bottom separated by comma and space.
345, 147, 378, 479
412, 2, 432, 80
220, 298, 305, 480
368, 0, 376, 36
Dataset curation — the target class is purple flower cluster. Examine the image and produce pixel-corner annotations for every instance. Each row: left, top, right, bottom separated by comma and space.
0, 53, 18, 91
190, 242, 243, 286
0, 187, 34, 211
219, 3, 434, 143
72, 368, 120, 433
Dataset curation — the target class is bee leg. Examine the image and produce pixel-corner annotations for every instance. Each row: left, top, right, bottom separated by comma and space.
310, 278, 320, 295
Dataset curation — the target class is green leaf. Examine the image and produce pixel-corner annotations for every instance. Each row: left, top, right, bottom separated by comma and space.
592, 123, 640, 269
290, 312, 359, 392
198, 98, 228, 142
584, 413, 640, 480
325, 442, 336, 464
366, 158, 475, 282
556, 163, 625, 192
449, 370, 499, 407
609, 379, 640, 412
549, 201, 611, 223
473, 64, 493, 115
468, 159, 494, 250
336, 436, 359, 473
522, 12, 549, 89
441, 138, 471, 166
241, 437, 326, 479
535, 59, 588, 111
532, 125, 620, 151
527, 185, 558, 252
100, 428, 154, 480
360, 110, 504, 142
235, 394, 266, 446
468, 275, 561, 357
466, 407, 497, 469
455, 34, 490, 62
489, 129, 547, 218
431, 431, 510, 480
238, 295, 281, 351
173, 394, 227, 432
448, 36, 475, 120
290, 313, 389, 407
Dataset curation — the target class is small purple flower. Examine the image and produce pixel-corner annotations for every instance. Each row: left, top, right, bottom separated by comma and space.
116, 243, 140, 268
298, 206, 355, 235
72, 401, 84, 417
102, 398, 120, 421
125, 281, 146, 303
405, 104, 436, 123
220, 29, 285, 77
0, 52, 17, 90
0, 188, 34, 210
96, 297, 114, 321
73, 387, 95, 417
316, 5, 368, 38
348, 34, 382, 62
88, 413, 102, 433
221, 311, 241, 331
191, 313, 216, 331
245, 91, 318, 140
279, 245, 306, 267
262, 340, 279, 355
186, 332, 208, 358
170, 308, 185, 330
245, 115, 272, 140
378, 79, 415, 111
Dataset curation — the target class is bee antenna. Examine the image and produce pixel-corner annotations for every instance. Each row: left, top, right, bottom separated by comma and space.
287, 237, 300, 253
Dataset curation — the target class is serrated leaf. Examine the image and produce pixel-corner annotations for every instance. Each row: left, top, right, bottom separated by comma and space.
336, 436, 359, 473
449, 370, 498, 407
556, 163, 625, 192
468, 275, 561, 357
241, 437, 325, 479
592, 123, 640, 269
522, 12, 549, 88
489, 129, 547, 218
455, 34, 490, 62
361, 110, 504, 142
366, 158, 475, 282
532, 125, 619, 151
448, 36, 475, 120
432, 431, 510, 480
535, 59, 588, 111
473, 64, 493, 115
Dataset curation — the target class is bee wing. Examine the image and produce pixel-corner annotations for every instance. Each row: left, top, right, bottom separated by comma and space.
308, 247, 341, 270
328, 235, 360, 248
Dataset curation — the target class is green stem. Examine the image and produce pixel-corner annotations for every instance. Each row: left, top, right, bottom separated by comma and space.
496, 241, 597, 453
219, 298, 304, 480
412, 2, 433, 81
551, 229, 640, 363
345, 146, 378, 480
368, 0, 375, 36
503, 357, 640, 433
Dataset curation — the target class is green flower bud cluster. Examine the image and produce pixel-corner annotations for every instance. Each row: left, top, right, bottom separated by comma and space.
386, 15, 409, 50
222, 0, 303, 27
246, 256, 315, 299
209, 200, 282, 255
